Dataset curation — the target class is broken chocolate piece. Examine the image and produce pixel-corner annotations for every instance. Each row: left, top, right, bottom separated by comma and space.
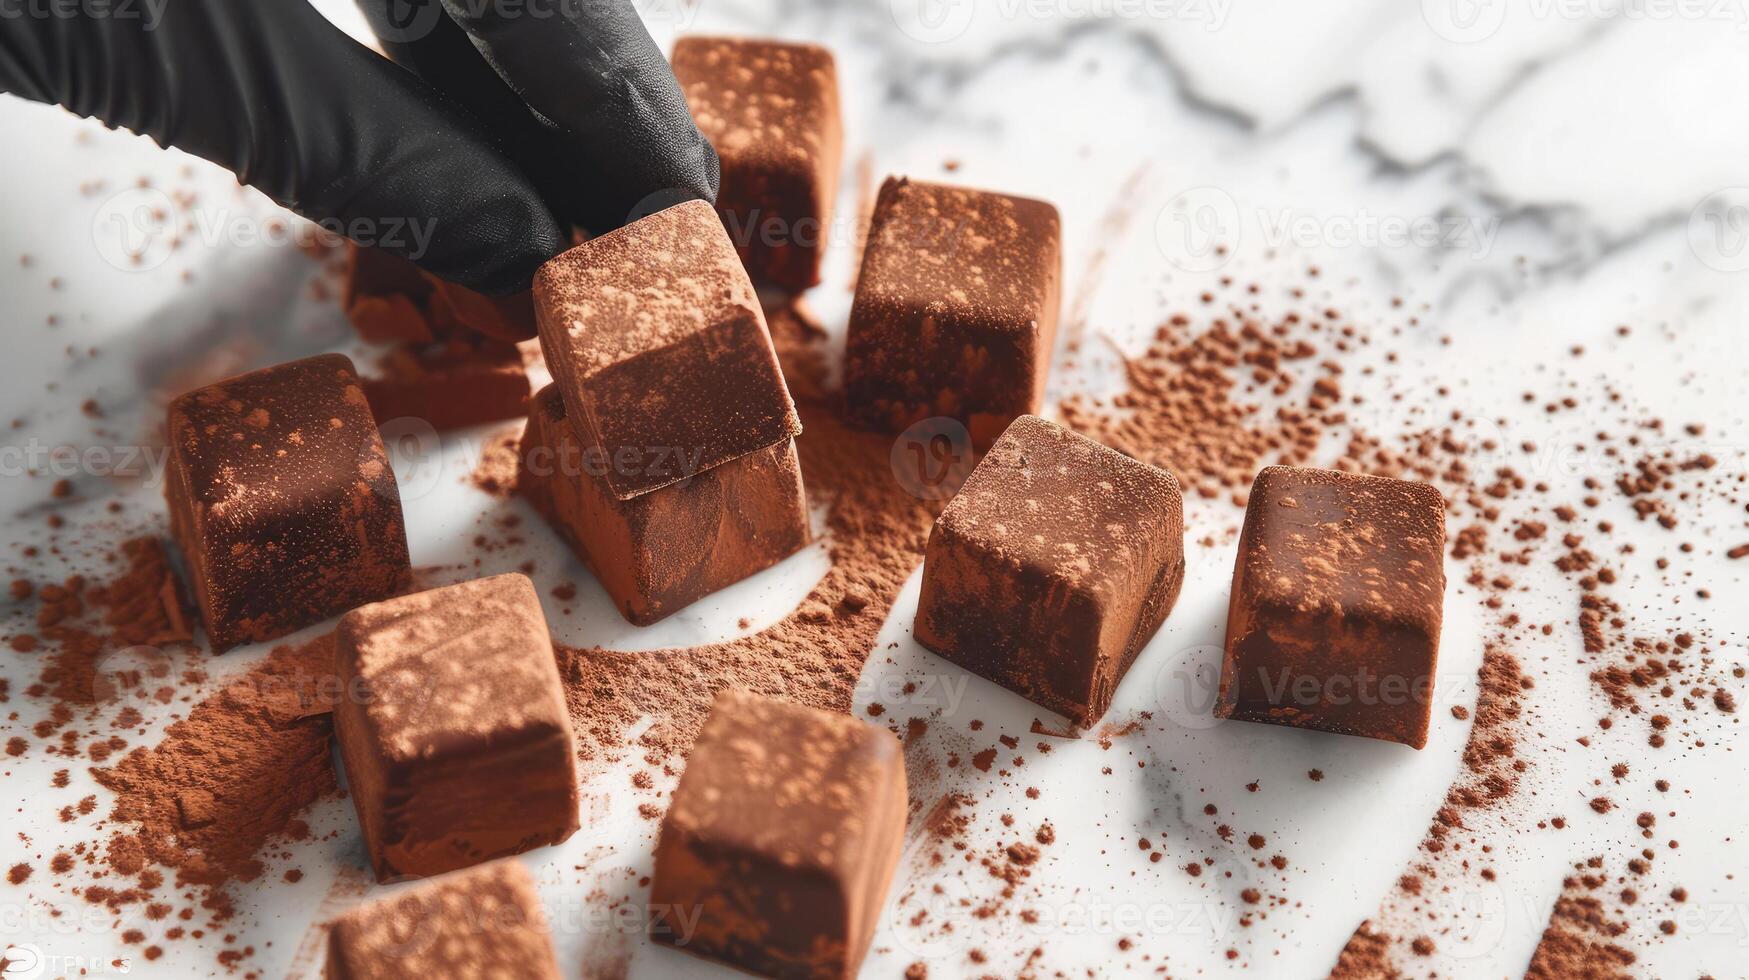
519, 385, 808, 626
650, 690, 906, 979
672, 36, 843, 292
164, 353, 412, 651
1216, 465, 1447, 749
533, 199, 802, 500
324, 860, 561, 980
845, 176, 1062, 448
914, 415, 1185, 727
334, 574, 579, 882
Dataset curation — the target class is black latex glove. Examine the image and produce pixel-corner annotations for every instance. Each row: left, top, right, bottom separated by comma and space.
0, 0, 719, 295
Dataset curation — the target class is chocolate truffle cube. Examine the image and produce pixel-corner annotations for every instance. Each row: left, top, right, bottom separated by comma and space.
520, 385, 808, 626
914, 416, 1185, 727
165, 353, 412, 651
361, 333, 530, 432
533, 199, 802, 501
672, 36, 843, 292
845, 177, 1062, 449
650, 690, 906, 979
324, 860, 561, 980
334, 574, 579, 882
344, 244, 442, 344
1216, 466, 1447, 749
344, 243, 537, 345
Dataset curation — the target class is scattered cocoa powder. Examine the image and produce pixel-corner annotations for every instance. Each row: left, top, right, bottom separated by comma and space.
92, 634, 339, 923
1525, 865, 1637, 979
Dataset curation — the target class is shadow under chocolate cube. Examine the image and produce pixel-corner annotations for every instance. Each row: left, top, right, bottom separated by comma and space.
650, 690, 906, 980
845, 176, 1061, 449
914, 415, 1185, 728
164, 353, 412, 651
334, 574, 579, 882
672, 36, 843, 293
324, 859, 561, 980
1216, 466, 1447, 749
519, 385, 809, 626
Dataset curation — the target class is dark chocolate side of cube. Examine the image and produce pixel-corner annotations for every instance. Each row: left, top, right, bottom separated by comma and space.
361, 726, 577, 882
532, 200, 802, 501
575, 317, 799, 501
519, 385, 809, 626
164, 353, 412, 651
649, 691, 907, 980
672, 37, 843, 293
844, 177, 1062, 448
1215, 466, 1447, 748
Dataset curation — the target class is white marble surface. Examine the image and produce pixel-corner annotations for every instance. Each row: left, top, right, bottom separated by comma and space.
3, 1, 1748, 978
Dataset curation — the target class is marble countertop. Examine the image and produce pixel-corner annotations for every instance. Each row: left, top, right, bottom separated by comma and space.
2, 1, 1746, 977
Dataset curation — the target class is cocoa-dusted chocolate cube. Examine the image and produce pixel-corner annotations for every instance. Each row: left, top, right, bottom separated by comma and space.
334, 574, 579, 881
343, 243, 537, 344
845, 177, 1061, 448
534, 199, 802, 501
519, 385, 808, 626
650, 690, 906, 979
343, 243, 442, 344
1216, 466, 1447, 749
324, 860, 561, 980
672, 36, 843, 292
165, 353, 412, 651
361, 333, 530, 432
914, 415, 1184, 727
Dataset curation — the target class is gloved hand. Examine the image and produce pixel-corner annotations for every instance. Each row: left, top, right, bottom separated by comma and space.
0, 0, 719, 296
